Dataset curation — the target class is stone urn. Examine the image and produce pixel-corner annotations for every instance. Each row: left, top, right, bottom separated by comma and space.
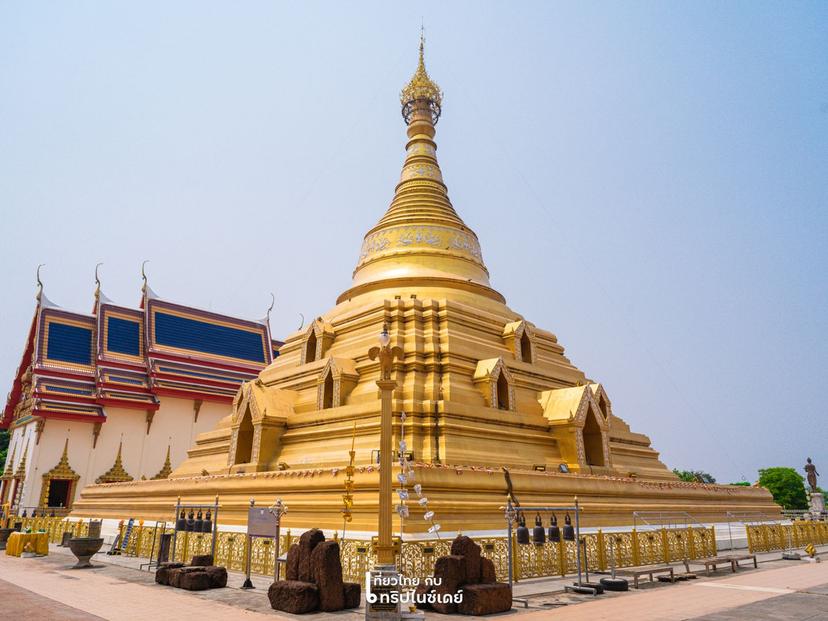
0, 528, 13, 551
67, 537, 104, 569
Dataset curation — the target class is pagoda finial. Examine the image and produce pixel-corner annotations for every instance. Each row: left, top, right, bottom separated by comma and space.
400, 30, 442, 124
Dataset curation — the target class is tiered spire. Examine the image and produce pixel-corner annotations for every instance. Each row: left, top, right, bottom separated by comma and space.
339, 37, 503, 304
14, 439, 30, 479
95, 441, 134, 484
151, 445, 173, 480
2, 444, 16, 478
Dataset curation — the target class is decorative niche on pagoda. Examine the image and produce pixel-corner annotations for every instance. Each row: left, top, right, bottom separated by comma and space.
0, 272, 281, 513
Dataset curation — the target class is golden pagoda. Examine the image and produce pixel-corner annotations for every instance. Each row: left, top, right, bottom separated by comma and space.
73, 39, 779, 530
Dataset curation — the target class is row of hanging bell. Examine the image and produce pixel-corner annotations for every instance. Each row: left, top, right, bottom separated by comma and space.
515, 512, 575, 544
175, 508, 213, 533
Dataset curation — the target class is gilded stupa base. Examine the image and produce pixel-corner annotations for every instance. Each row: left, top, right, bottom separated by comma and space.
71, 465, 779, 531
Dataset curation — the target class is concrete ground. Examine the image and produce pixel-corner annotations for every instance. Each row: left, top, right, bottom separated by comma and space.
0, 543, 826, 620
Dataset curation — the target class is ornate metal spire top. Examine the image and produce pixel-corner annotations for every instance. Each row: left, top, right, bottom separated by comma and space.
400, 30, 443, 124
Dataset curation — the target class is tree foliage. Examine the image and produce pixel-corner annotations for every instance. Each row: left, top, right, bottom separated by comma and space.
0, 429, 8, 470
758, 467, 808, 510
672, 469, 716, 484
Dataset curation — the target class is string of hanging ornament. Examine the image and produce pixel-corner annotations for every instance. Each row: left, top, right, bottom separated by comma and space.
396, 411, 441, 540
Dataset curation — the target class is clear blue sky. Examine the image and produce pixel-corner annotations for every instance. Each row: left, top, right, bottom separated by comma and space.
1, 1, 825, 484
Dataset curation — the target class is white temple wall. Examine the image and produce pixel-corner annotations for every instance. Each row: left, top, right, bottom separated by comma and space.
5, 398, 231, 510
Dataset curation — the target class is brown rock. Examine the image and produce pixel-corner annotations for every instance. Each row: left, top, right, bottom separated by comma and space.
190, 554, 213, 566
298, 529, 325, 582
310, 540, 345, 611
178, 570, 212, 591
414, 583, 433, 610
343, 581, 361, 609
451, 535, 482, 584
286, 543, 300, 580
268, 580, 319, 614
457, 583, 512, 616
154, 562, 184, 585
480, 557, 497, 584
169, 566, 204, 589
204, 565, 227, 588
432, 555, 466, 614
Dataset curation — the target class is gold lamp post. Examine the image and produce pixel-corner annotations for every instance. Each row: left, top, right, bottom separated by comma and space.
369, 323, 403, 566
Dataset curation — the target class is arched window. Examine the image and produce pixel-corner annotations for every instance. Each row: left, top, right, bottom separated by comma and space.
520, 330, 532, 364
322, 371, 334, 409
305, 331, 317, 364
496, 372, 510, 410
582, 408, 605, 467
234, 409, 254, 465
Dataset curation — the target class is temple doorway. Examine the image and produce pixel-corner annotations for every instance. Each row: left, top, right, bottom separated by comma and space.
47, 479, 72, 508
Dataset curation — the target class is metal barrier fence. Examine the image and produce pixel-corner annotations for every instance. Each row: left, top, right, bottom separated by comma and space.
746, 521, 828, 554
15, 517, 716, 583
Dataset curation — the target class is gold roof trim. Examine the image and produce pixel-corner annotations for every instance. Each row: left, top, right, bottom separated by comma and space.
95, 441, 134, 484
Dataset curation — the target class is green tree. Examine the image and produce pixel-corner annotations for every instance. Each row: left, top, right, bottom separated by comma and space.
729, 481, 751, 486
672, 469, 716, 484
0, 429, 8, 469
758, 467, 808, 510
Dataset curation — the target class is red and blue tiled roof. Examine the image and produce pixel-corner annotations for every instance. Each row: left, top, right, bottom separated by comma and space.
1, 290, 282, 428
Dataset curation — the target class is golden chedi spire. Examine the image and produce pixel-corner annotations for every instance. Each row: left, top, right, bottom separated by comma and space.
339, 35, 504, 305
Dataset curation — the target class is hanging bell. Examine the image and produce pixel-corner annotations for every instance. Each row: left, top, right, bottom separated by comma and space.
194, 509, 204, 533
186, 509, 195, 532
516, 513, 530, 545
548, 513, 560, 542
202, 509, 212, 533
562, 512, 575, 541
176, 508, 186, 531
532, 513, 546, 544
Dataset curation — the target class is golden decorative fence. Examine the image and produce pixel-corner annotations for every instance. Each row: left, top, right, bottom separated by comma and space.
746, 521, 828, 554
13, 517, 716, 583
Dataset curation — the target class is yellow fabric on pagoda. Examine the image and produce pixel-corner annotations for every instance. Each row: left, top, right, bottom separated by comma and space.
5, 532, 49, 556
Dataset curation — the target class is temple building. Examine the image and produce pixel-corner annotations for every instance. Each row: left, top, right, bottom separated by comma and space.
0, 272, 280, 513
71, 40, 779, 530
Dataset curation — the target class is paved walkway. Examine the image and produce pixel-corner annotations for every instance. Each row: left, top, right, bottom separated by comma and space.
1, 544, 826, 620
518, 562, 828, 620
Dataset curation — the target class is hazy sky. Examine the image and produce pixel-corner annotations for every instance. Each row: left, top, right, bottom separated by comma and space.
1, 2, 825, 484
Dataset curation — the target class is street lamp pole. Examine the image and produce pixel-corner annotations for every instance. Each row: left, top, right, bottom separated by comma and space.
369, 323, 403, 567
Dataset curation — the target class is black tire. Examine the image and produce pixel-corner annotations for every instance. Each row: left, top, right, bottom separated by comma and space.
580, 582, 605, 594
599, 577, 629, 592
